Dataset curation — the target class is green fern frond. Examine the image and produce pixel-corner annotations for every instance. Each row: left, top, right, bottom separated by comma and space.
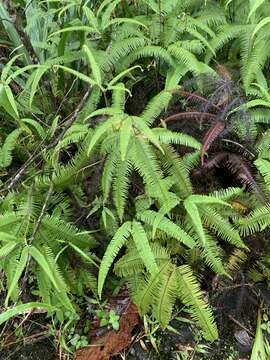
184, 198, 207, 246
179, 40, 205, 54
131, 137, 170, 203
98, 221, 132, 297
102, 150, 119, 202
152, 263, 178, 327
206, 24, 247, 63
168, 45, 213, 74
237, 205, 270, 235
112, 83, 126, 110
0, 241, 18, 259
123, 46, 174, 68
255, 158, 270, 188
133, 261, 169, 316
225, 249, 248, 277
161, 145, 193, 198
208, 187, 243, 201
153, 128, 201, 149
41, 245, 74, 311
113, 158, 132, 220
199, 233, 226, 275
41, 215, 94, 248
5, 246, 28, 306
138, 210, 195, 248
102, 37, 148, 71
0, 212, 21, 232
177, 264, 218, 342
114, 243, 170, 277
0, 129, 23, 168
199, 205, 246, 248
132, 220, 159, 276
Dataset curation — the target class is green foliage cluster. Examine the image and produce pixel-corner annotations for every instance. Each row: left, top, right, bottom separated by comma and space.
1, 0, 270, 353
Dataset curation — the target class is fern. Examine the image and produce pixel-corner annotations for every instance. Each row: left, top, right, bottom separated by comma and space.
98, 221, 132, 296
199, 205, 246, 248
138, 209, 195, 248
112, 159, 132, 220
0, 129, 22, 168
237, 205, 270, 236
177, 264, 218, 341
152, 263, 178, 327
2, 0, 268, 347
132, 221, 159, 275
161, 145, 193, 198
114, 243, 170, 277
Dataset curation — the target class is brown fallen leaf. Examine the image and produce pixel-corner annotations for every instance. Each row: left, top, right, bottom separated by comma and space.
75, 302, 139, 360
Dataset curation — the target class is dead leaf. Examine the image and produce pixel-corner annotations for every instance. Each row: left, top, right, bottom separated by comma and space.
75, 303, 139, 360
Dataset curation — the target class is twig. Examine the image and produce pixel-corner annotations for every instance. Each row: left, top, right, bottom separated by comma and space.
228, 314, 253, 337
29, 183, 54, 244
55, 78, 78, 116
3, 0, 39, 64
19, 183, 54, 298
0, 88, 91, 194
222, 138, 255, 158
216, 283, 253, 292
2, 330, 49, 348
47, 88, 91, 149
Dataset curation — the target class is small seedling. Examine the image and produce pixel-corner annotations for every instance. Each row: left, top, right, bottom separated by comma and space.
95, 308, 120, 331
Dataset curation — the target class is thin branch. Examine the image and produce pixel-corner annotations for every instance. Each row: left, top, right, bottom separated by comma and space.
47, 88, 91, 149
222, 139, 255, 158
28, 183, 54, 245
162, 111, 215, 124
0, 88, 91, 194
18, 183, 54, 300
228, 314, 254, 337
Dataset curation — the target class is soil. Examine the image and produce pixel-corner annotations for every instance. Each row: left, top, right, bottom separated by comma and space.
0, 337, 55, 360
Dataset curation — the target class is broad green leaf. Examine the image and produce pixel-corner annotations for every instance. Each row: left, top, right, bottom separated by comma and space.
0, 303, 54, 326
48, 26, 96, 39
252, 17, 270, 39
21, 118, 46, 139
0, 241, 17, 258
5, 246, 29, 306
29, 66, 50, 108
248, 0, 266, 20
53, 65, 96, 86
68, 242, 99, 268
0, 84, 19, 120
251, 309, 266, 360
30, 246, 59, 291
83, 44, 102, 87
120, 118, 132, 161
132, 221, 159, 276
